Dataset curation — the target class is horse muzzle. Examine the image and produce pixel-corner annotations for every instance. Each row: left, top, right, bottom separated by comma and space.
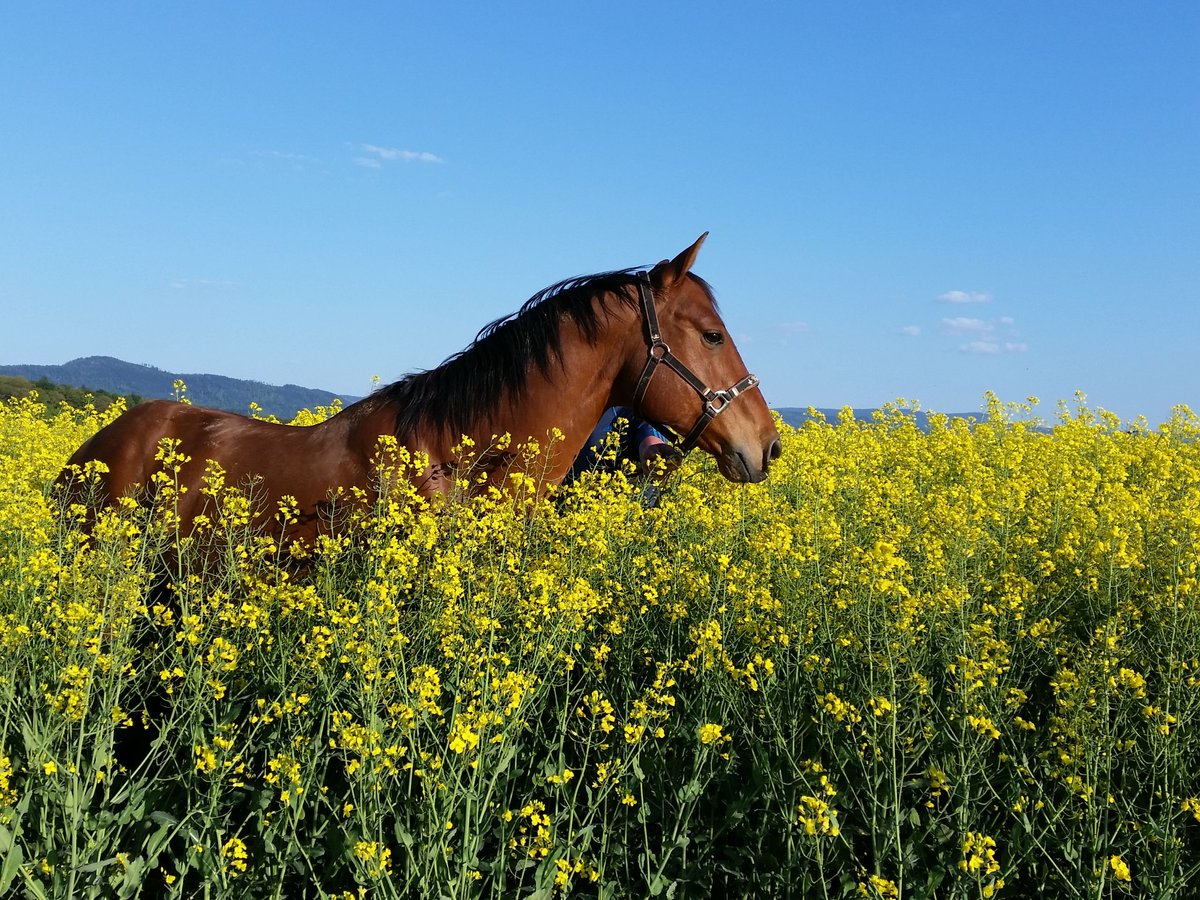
717, 435, 783, 484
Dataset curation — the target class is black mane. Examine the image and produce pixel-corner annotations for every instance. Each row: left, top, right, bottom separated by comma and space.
381, 268, 647, 441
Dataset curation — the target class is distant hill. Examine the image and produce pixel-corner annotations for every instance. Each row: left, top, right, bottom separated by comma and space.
0, 356, 359, 420
774, 407, 983, 431
1, 357, 990, 431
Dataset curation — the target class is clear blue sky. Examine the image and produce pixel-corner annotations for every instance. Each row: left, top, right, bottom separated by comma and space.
2, 3, 1196, 423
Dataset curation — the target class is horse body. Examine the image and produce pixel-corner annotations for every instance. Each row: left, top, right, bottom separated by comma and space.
62, 397, 388, 538
60, 235, 781, 546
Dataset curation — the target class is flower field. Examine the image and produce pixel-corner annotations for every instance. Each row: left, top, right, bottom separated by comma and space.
1, 390, 1199, 899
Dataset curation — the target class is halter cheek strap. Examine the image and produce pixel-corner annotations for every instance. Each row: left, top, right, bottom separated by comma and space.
631, 272, 760, 455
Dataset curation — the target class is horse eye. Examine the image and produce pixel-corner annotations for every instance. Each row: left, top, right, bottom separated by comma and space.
703, 330, 724, 346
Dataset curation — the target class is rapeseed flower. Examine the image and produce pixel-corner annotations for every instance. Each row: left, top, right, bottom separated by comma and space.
4, 392, 1200, 895
220, 837, 248, 875
1109, 854, 1132, 883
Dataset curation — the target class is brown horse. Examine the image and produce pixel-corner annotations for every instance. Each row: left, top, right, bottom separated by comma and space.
59, 234, 781, 546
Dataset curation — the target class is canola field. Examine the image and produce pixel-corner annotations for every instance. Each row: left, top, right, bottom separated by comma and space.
1, 391, 1199, 899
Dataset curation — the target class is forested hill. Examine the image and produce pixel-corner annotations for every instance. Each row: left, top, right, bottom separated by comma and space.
773, 407, 982, 431
0, 356, 357, 420
1, 357, 985, 430
0, 375, 130, 412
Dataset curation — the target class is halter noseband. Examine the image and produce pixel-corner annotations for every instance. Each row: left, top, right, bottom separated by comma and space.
631, 271, 760, 455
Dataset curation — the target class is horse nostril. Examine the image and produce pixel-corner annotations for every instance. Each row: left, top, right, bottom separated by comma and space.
761, 439, 782, 472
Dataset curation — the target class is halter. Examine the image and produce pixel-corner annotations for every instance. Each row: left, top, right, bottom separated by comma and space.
631, 271, 760, 455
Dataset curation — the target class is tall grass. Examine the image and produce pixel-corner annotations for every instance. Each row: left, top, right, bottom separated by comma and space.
1, 391, 1198, 898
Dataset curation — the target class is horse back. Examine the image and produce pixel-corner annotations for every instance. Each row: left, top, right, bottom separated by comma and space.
58, 399, 381, 543
59, 400, 237, 508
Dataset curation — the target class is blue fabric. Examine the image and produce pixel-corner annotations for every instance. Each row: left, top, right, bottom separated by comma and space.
566, 407, 669, 482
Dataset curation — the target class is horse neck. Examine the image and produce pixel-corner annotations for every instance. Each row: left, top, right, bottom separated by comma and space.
504, 315, 635, 477
430, 298, 643, 487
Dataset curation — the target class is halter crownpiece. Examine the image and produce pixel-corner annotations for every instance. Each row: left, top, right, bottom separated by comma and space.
631, 271, 760, 455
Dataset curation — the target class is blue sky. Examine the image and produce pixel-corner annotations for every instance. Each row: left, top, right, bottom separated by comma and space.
2, 3, 1196, 424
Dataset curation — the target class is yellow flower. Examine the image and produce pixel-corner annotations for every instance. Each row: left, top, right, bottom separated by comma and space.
0, 755, 16, 806
194, 745, 217, 774
795, 795, 840, 837
959, 832, 1000, 876
860, 874, 899, 898
1109, 855, 1131, 883
868, 696, 893, 717
221, 837, 248, 875
698, 723, 724, 745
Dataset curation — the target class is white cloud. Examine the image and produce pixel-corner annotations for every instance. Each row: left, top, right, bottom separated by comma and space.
963, 340, 1001, 354
938, 313, 1027, 353
940, 316, 991, 335
354, 156, 383, 169
774, 320, 809, 345
360, 144, 444, 164
900, 324, 921, 337
960, 338, 1028, 355
939, 290, 991, 304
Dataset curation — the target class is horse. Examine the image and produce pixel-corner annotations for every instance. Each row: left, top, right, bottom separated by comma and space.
58, 234, 782, 548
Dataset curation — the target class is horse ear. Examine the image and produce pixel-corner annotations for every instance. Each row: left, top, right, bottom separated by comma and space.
650, 232, 709, 290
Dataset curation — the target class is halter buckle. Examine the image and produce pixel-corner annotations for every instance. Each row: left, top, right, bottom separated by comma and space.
705, 390, 732, 415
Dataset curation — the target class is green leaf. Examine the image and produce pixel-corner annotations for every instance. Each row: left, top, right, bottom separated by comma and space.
24, 874, 48, 900
0, 836, 23, 894
144, 820, 178, 860
678, 778, 701, 803
924, 867, 947, 894
394, 824, 414, 850
118, 857, 148, 899
76, 856, 118, 874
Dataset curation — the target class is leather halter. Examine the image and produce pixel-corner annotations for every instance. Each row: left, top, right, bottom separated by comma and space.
631, 272, 760, 455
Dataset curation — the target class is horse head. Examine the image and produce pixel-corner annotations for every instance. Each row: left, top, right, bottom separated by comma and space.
624, 234, 782, 483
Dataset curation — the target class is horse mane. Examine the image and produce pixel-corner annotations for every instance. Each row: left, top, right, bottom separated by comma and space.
377, 268, 654, 441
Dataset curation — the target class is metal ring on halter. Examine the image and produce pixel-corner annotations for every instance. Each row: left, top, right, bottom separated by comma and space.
705, 390, 731, 415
